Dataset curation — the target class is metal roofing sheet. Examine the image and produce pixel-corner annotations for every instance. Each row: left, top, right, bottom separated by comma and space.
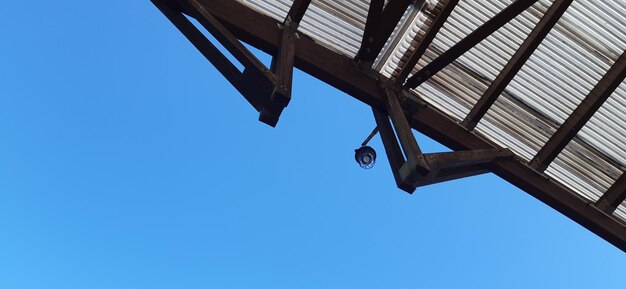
236, 0, 626, 222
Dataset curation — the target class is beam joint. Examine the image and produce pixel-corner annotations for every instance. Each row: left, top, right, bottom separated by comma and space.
380, 80, 431, 183
286, 0, 312, 24
595, 173, 626, 214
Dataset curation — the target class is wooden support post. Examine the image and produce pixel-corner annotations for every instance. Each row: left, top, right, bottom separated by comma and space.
260, 18, 297, 127
259, 0, 311, 126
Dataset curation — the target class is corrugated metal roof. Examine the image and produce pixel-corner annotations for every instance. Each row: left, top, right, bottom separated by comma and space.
237, 0, 626, 222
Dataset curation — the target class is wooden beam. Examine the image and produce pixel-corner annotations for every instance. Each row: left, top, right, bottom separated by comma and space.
381, 83, 431, 182
286, 0, 312, 24
373, 107, 415, 193
259, 0, 311, 126
355, 0, 413, 62
462, 0, 573, 130
260, 19, 297, 127
530, 51, 626, 172
184, 0, 274, 82
413, 164, 489, 187
403, 0, 539, 89
424, 149, 512, 170
357, 0, 384, 64
396, 0, 459, 84
595, 173, 626, 214
152, 0, 272, 110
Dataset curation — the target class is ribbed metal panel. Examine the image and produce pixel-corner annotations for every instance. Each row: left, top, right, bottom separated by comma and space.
238, 0, 291, 22
299, 0, 370, 57
616, 202, 626, 222
376, 1, 433, 76
236, 0, 626, 222
577, 80, 626, 168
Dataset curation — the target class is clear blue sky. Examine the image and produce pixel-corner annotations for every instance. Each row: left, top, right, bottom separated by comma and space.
1, 1, 624, 289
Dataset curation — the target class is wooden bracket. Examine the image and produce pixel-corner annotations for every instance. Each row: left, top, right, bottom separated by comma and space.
259, 17, 298, 127
153, 0, 306, 127
375, 80, 513, 193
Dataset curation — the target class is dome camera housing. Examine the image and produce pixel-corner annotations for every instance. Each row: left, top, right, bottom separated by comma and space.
355, 146, 376, 169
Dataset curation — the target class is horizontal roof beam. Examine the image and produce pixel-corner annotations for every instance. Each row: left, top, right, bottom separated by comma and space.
530, 50, 626, 172
403, 0, 539, 89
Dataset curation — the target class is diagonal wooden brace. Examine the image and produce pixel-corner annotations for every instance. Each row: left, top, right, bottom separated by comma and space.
379, 80, 431, 185
413, 149, 513, 187
372, 107, 416, 193
154, 0, 276, 112
375, 80, 514, 192
154, 0, 306, 127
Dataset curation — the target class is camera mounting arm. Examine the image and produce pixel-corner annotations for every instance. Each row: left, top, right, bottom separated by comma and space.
374, 80, 513, 193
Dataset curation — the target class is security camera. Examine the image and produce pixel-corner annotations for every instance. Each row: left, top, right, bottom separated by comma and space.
355, 146, 376, 169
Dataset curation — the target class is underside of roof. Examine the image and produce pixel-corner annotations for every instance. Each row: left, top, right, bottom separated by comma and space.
152, 0, 626, 252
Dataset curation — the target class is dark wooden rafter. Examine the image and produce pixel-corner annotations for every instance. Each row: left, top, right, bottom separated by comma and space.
355, 0, 414, 63
403, 0, 539, 89
155, 0, 626, 252
595, 173, 626, 214
286, 0, 312, 24
395, 0, 459, 84
358, 0, 384, 65
461, 0, 573, 130
530, 51, 626, 172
